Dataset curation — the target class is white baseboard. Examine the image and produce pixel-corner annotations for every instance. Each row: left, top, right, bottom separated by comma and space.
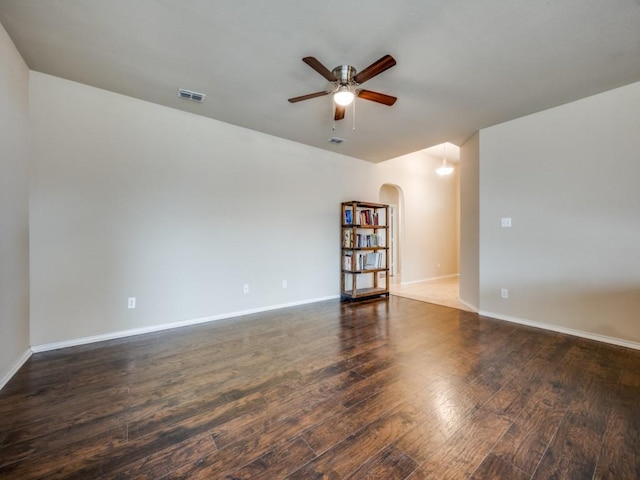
8, 298, 639, 391
479, 309, 640, 351
0, 348, 32, 391
457, 298, 479, 312
31, 295, 340, 353
401, 273, 459, 286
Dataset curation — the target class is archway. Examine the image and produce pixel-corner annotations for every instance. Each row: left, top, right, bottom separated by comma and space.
379, 184, 403, 282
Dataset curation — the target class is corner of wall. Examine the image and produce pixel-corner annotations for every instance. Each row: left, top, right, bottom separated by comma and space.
458, 132, 480, 309
0, 20, 31, 390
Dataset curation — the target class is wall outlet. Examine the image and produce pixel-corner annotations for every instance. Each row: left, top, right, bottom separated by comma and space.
243, 284, 249, 294
501, 288, 509, 299
282, 280, 288, 289
128, 297, 136, 309
501, 217, 512, 228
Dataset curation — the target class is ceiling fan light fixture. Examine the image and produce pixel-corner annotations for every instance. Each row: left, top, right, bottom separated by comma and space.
334, 86, 354, 106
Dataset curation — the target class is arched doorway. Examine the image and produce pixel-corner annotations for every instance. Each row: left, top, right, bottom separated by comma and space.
379, 184, 403, 282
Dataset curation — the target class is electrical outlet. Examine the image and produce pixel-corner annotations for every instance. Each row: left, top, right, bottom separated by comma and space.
501, 288, 509, 299
128, 297, 136, 309
501, 217, 512, 228
243, 284, 249, 294
282, 280, 288, 289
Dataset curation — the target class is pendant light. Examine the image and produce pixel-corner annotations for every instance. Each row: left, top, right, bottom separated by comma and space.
436, 143, 454, 176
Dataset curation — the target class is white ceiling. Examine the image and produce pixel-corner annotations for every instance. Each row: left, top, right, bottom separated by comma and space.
2, 0, 640, 163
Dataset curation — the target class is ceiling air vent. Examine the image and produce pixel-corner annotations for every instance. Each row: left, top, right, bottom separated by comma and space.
328, 137, 345, 144
178, 88, 206, 103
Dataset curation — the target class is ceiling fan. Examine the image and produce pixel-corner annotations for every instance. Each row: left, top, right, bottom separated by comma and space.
288, 55, 397, 121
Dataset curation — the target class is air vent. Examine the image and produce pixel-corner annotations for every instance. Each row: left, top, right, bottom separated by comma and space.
177, 88, 206, 103
328, 137, 345, 144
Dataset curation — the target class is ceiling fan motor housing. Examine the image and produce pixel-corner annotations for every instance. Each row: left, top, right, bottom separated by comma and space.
332, 65, 357, 85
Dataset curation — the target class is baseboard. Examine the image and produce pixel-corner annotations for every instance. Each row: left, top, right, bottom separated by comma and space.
0, 348, 32, 391
479, 309, 640, 351
457, 297, 479, 312
401, 273, 459, 286
31, 295, 340, 353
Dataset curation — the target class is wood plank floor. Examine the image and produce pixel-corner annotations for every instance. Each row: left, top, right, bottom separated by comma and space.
1, 296, 640, 479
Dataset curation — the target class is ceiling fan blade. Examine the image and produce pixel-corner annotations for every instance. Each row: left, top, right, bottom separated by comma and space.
357, 89, 397, 106
353, 55, 396, 84
288, 91, 330, 103
302, 57, 338, 82
334, 105, 346, 121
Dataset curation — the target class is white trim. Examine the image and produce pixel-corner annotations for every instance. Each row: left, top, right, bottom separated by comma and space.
457, 297, 479, 313
479, 310, 640, 351
31, 295, 339, 353
400, 273, 459, 286
0, 348, 32, 391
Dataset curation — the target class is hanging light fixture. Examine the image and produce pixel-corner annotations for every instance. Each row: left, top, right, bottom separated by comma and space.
436, 143, 454, 176
436, 159, 454, 176
333, 85, 354, 106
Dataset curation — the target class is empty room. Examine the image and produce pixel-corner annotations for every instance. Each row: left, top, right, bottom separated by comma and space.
1, 1, 640, 478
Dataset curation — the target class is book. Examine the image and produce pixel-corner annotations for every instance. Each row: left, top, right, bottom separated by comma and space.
343, 230, 353, 248
344, 209, 352, 225
364, 252, 380, 270
359, 209, 372, 225
343, 253, 353, 270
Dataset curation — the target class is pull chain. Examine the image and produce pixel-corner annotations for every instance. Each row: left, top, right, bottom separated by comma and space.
352, 97, 356, 131
331, 101, 336, 130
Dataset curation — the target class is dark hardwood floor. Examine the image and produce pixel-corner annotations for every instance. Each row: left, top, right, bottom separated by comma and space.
1, 296, 639, 479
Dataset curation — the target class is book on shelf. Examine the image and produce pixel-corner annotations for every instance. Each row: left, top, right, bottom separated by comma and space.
364, 252, 381, 270
344, 209, 352, 225
357, 209, 380, 226
345, 252, 361, 271
343, 253, 353, 270
359, 209, 370, 225
343, 252, 383, 271
343, 230, 353, 248
353, 233, 383, 248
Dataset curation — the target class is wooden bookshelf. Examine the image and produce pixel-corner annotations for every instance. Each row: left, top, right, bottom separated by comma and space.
341, 201, 390, 300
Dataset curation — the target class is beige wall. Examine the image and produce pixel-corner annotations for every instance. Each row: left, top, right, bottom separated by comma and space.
479, 81, 640, 344
0, 22, 30, 386
26, 71, 461, 350
459, 132, 479, 310
374, 150, 459, 284
29, 72, 376, 347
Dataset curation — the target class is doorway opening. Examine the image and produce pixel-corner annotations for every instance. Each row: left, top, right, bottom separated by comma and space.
378, 184, 402, 281
378, 146, 469, 312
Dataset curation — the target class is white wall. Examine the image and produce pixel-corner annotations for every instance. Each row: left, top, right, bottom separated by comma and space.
374, 150, 459, 284
29, 72, 376, 347
459, 133, 479, 310
480, 81, 640, 345
0, 22, 30, 387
